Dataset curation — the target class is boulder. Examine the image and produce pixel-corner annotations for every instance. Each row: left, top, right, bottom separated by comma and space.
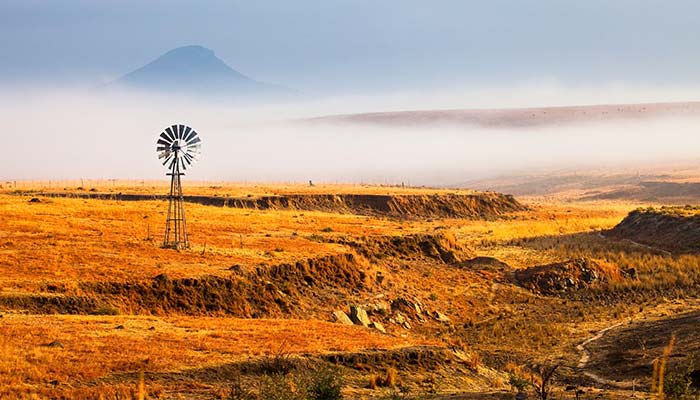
394, 312, 407, 325
43, 340, 64, 348
370, 321, 386, 334
433, 311, 450, 323
332, 310, 354, 325
349, 306, 371, 327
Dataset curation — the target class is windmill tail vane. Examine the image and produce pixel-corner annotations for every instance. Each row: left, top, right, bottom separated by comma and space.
156, 124, 202, 249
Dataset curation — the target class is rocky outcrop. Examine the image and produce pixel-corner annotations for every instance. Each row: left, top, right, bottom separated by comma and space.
349, 306, 371, 327
332, 310, 354, 325
339, 232, 474, 264
515, 258, 625, 296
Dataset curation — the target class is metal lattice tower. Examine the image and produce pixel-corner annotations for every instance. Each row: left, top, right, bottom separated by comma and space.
156, 124, 202, 249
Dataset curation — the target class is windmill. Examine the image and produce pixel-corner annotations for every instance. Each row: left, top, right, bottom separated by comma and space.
156, 124, 202, 249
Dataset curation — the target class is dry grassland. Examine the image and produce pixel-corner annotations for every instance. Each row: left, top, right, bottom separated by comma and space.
1, 183, 699, 398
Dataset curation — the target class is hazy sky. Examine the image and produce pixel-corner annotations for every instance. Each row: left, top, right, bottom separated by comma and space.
3, 1, 700, 183
2, 1, 700, 92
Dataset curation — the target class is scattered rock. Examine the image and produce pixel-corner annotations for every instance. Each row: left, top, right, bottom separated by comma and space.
332, 310, 354, 325
43, 340, 64, 348
433, 311, 451, 323
369, 301, 390, 316
28, 198, 41, 203
376, 271, 385, 285
349, 306, 371, 327
115, 325, 125, 330
228, 264, 243, 273
148, 326, 156, 331
402, 321, 412, 330
370, 321, 386, 334
391, 297, 423, 317
394, 312, 407, 325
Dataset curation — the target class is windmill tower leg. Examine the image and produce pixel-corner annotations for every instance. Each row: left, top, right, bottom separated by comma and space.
164, 162, 175, 247
164, 154, 189, 249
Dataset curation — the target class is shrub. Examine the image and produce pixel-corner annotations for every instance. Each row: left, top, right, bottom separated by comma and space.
369, 368, 398, 389
509, 374, 530, 392
259, 374, 302, 400
259, 342, 297, 375
305, 364, 344, 400
663, 372, 691, 399
92, 305, 119, 315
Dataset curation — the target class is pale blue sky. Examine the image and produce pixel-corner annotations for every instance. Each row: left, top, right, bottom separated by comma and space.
1, 0, 699, 92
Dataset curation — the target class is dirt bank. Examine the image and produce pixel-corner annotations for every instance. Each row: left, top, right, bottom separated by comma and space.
32, 191, 525, 220
0, 233, 468, 317
608, 208, 700, 253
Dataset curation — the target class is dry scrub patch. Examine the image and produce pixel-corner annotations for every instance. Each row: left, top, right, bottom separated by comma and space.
0, 314, 428, 397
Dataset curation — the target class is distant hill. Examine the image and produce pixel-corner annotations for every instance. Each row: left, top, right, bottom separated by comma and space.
307, 101, 700, 128
110, 45, 290, 97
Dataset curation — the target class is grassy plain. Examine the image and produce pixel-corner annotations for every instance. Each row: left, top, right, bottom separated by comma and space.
1, 183, 699, 398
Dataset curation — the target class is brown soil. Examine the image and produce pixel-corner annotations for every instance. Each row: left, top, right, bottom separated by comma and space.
585, 311, 700, 388
33, 192, 525, 220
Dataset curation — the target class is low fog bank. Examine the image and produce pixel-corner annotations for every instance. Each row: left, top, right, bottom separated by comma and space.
3, 87, 700, 186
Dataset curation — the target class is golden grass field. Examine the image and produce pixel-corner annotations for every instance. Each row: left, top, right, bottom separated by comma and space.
1, 182, 699, 399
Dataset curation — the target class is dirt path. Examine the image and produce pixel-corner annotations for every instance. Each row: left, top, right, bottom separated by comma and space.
576, 323, 637, 389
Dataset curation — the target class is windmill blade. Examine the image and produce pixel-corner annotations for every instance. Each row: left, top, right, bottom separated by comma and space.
162, 153, 173, 166
159, 132, 173, 144
183, 126, 193, 141
164, 127, 176, 142
186, 149, 201, 161
183, 152, 194, 164
157, 139, 171, 147
187, 146, 201, 158
180, 157, 187, 170
158, 150, 171, 159
178, 125, 185, 139
157, 146, 169, 152
171, 125, 179, 140
187, 136, 201, 146
184, 128, 196, 142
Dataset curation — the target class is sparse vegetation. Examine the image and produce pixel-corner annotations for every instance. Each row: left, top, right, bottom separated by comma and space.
3, 182, 700, 398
